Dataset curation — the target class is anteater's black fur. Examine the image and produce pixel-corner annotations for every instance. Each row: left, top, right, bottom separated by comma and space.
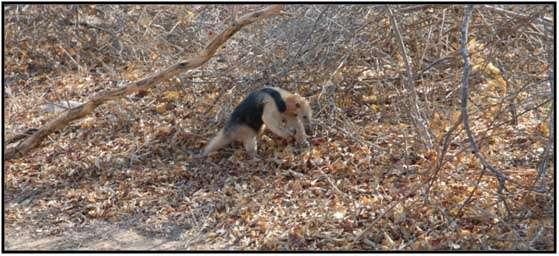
224, 88, 287, 133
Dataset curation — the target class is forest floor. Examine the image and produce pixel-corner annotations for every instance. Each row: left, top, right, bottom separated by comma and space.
4, 5, 554, 251
4, 71, 554, 251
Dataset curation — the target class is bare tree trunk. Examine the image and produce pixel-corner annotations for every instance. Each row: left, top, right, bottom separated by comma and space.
534, 22, 555, 191
5, 5, 284, 160
459, 4, 507, 190
386, 6, 434, 150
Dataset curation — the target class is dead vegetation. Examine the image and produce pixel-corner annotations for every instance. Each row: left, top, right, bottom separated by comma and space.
3, 4, 554, 251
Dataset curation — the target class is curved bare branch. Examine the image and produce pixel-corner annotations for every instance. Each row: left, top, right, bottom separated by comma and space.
459, 4, 507, 188
5, 5, 284, 160
386, 6, 434, 149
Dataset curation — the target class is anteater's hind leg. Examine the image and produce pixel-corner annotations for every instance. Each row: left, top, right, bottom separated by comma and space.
230, 125, 259, 158
202, 130, 232, 156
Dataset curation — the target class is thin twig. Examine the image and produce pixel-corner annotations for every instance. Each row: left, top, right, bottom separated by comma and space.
423, 113, 463, 201
457, 166, 485, 215
386, 5, 434, 150
353, 183, 421, 244
5, 5, 284, 160
318, 167, 351, 200
459, 4, 509, 215
482, 5, 552, 27
278, 5, 330, 78
59, 45, 83, 72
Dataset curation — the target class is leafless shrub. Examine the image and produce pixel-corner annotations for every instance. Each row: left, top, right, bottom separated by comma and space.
4, 4, 553, 250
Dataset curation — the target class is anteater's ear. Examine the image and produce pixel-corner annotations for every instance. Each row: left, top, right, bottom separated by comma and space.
284, 95, 299, 113
284, 95, 297, 113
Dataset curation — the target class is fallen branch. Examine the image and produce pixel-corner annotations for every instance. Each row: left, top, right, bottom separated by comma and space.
5, 5, 284, 160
